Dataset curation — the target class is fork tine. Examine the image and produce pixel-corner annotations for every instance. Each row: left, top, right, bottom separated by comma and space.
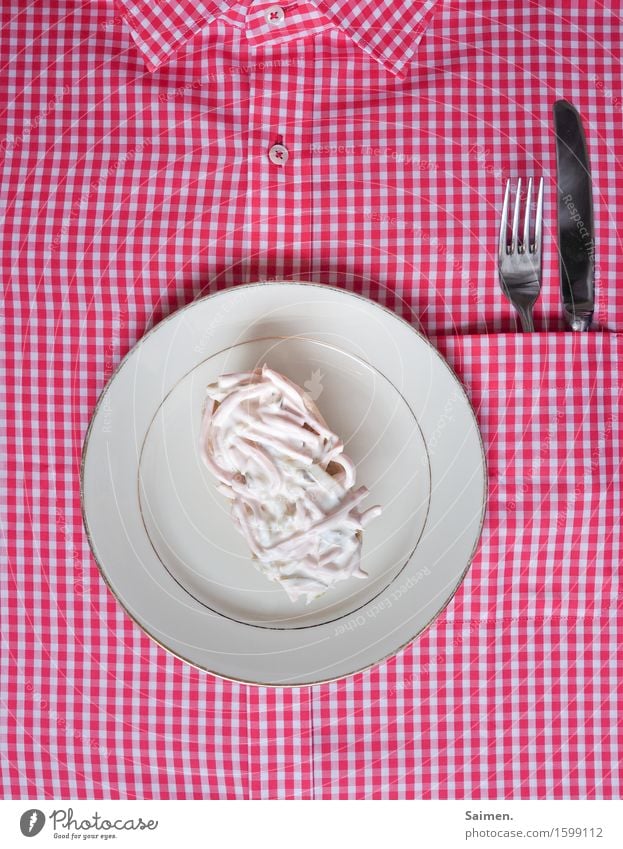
533, 176, 544, 252
498, 179, 510, 259
511, 177, 521, 253
522, 177, 533, 253
497, 174, 543, 332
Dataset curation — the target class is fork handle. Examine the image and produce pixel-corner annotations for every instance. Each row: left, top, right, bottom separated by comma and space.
517, 306, 535, 332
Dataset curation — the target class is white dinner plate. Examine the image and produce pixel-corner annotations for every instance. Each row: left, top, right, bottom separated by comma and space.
81, 282, 486, 685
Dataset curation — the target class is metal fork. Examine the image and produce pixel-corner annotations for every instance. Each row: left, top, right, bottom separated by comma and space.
498, 177, 544, 331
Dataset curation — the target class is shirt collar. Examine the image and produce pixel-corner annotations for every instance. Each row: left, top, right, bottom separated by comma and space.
115, 0, 440, 79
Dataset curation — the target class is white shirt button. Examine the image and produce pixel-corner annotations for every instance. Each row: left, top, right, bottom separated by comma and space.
269, 143, 289, 165
265, 5, 286, 26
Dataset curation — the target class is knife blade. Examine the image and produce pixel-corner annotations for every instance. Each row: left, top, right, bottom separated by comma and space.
553, 100, 595, 330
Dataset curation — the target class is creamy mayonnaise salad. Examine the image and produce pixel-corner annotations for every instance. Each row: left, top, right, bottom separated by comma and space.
199, 365, 381, 603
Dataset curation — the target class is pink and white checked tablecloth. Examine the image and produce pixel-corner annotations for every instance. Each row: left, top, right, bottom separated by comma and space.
1, 0, 622, 798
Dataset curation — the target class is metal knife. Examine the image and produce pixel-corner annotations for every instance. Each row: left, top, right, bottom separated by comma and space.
553, 99, 595, 330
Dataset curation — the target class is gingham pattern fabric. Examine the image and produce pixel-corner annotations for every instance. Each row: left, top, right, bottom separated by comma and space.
1, 0, 621, 798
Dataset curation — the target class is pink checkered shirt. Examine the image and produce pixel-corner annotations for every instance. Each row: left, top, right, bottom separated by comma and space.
1, 0, 621, 798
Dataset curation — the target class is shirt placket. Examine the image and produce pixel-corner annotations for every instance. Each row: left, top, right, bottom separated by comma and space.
238, 3, 318, 798
243, 26, 315, 281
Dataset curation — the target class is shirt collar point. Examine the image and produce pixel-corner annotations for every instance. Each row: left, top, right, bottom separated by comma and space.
385, 62, 409, 81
